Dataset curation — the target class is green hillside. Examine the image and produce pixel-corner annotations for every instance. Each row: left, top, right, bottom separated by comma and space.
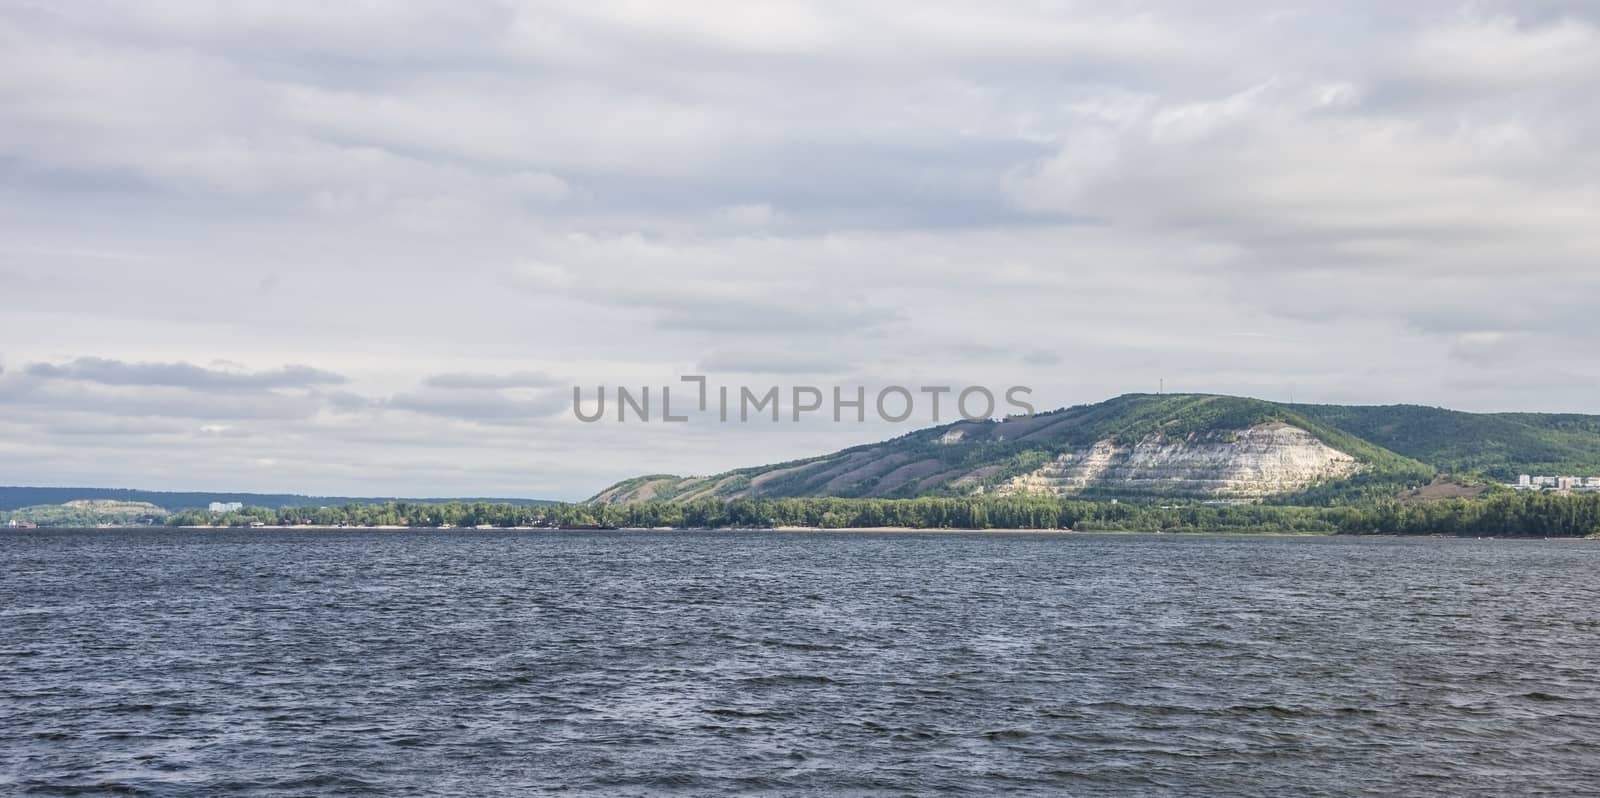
1293, 404, 1600, 480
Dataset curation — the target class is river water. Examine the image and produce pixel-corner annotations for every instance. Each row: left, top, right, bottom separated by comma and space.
3, 529, 1598, 796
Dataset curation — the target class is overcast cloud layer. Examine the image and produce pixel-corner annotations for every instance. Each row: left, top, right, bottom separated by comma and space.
3, 1, 1598, 499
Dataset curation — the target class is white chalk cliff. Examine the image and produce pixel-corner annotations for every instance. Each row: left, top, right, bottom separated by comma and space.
995, 422, 1360, 498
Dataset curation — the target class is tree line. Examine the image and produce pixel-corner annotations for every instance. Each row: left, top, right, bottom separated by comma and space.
164, 492, 1600, 537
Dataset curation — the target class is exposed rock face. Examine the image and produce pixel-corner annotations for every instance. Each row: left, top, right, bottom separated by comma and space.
996, 423, 1359, 499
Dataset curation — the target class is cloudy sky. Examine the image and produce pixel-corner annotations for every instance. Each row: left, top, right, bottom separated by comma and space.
3, 1, 1598, 500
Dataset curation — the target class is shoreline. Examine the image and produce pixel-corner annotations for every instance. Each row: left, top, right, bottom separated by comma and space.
13, 525, 1590, 539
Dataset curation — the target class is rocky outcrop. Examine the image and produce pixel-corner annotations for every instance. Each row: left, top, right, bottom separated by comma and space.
995, 422, 1358, 499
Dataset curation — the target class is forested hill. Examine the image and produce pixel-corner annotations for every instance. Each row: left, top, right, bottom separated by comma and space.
1291, 404, 1600, 480
0, 486, 554, 512
591, 393, 1600, 505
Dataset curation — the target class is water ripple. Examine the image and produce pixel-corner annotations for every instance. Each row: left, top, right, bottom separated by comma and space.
3, 529, 1599, 796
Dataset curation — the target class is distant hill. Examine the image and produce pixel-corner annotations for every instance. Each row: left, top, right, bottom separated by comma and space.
4, 500, 168, 527
591, 393, 1600, 506
0, 486, 555, 513
1291, 404, 1600, 481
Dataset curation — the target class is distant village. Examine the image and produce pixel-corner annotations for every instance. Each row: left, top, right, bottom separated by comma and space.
1510, 475, 1600, 493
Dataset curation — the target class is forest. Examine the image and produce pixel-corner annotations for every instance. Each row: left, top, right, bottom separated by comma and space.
162, 492, 1600, 538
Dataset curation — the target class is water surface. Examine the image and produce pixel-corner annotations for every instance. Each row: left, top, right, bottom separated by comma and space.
3, 529, 1598, 796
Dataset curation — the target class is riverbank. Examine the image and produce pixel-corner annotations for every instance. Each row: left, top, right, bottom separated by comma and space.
9, 521, 1587, 540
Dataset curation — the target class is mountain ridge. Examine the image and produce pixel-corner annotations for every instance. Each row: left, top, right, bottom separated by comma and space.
591, 393, 1600, 505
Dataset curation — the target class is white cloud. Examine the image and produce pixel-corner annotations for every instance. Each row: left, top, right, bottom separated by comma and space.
1011, 76, 1600, 334
1407, 16, 1600, 89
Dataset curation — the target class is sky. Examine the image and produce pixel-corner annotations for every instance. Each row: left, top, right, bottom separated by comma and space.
2, 1, 1598, 500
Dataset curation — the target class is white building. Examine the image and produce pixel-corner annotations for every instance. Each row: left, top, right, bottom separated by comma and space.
1518, 475, 1533, 488
208, 501, 244, 513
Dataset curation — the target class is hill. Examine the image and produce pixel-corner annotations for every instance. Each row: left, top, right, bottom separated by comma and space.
3, 500, 168, 527
0, 486, 555, 513
1291, 404, 1600, 481
590, 393, 1600, 506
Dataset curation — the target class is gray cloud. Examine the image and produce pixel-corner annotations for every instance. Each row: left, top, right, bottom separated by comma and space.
386, 388, 569, 425
37, 415, 193, 438
0, 379, 329, 422
653, 302, 897, 335
323, 390, 379, 414
697, 350, 854, 375
25, 357, 346, 391
423, 371, 560, 390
